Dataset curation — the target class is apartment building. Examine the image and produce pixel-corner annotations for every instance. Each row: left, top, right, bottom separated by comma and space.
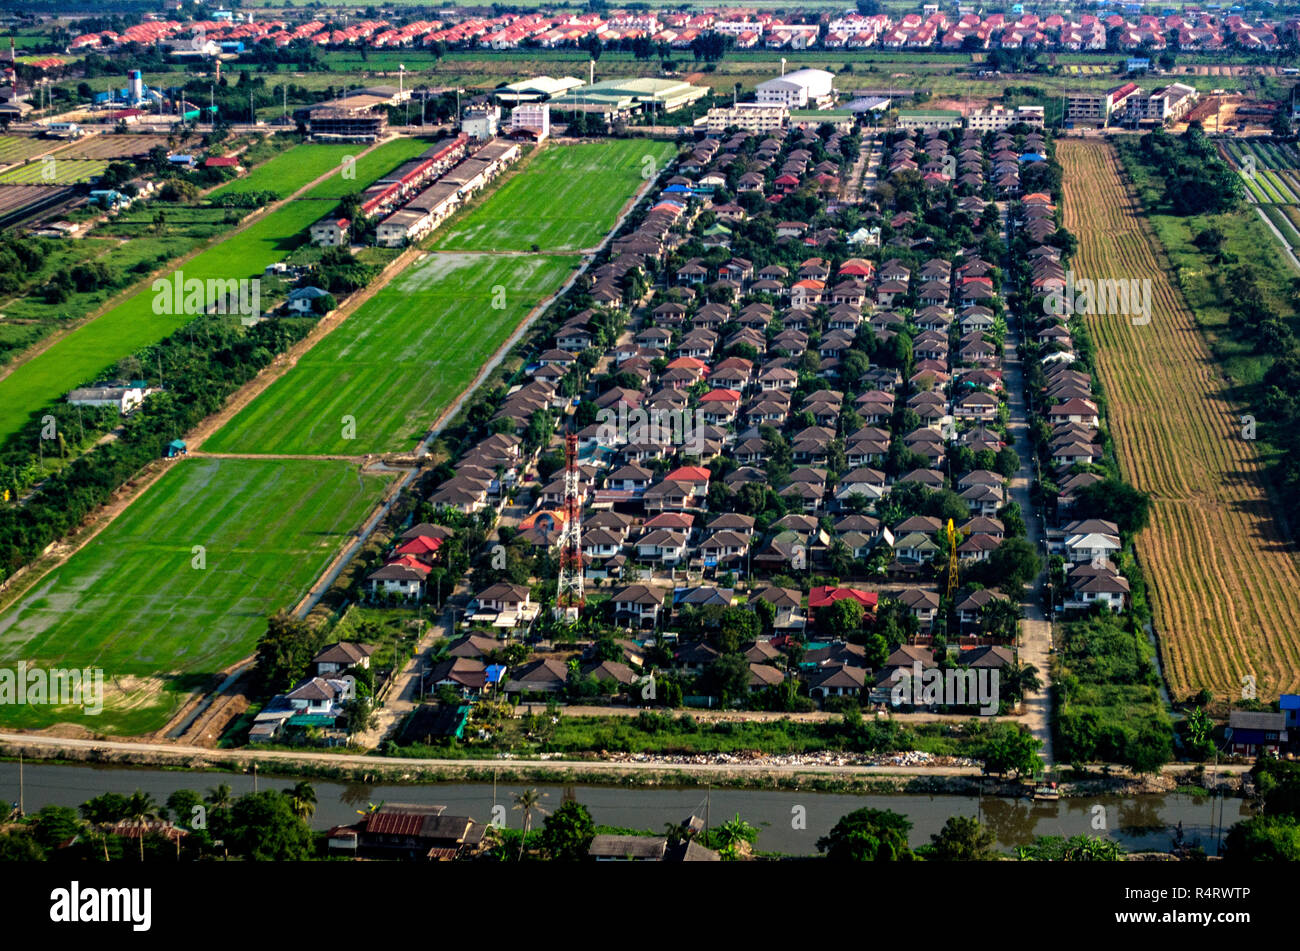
966, 103, 1045, 131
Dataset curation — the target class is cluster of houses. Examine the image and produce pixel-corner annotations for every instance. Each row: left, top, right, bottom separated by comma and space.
355, 113, 1064, 715
423, 593, 1015, 710
249, 641, 374, 744
1014, 183, 1130, 615
68, 9, 1298, 56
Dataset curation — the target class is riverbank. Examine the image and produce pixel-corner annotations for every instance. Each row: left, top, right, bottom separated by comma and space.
0, 732, 1249, 799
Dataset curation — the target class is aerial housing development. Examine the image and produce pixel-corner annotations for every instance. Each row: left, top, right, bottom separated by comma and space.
0, 0, 1297, 900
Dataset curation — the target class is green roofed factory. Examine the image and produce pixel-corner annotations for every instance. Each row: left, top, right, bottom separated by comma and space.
548, 77, 711, 120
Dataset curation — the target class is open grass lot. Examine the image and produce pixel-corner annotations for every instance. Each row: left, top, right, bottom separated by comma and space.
299, 135, 434, 201
1060, 138, 1300, 700
0, 137, 431, 445
207, 141, 359, 199
0, 458, 393, 735
436, 140, 674, 252
0, 159, 108, 185
205, 252, 575, 454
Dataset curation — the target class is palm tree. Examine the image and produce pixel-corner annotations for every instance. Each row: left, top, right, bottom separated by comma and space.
125, 790, 160, 863
982, 597, 1023, 641
512, 789, 548, 862
204, 783, 233, 812
1002, 661, 1043, 706
284, 781, 317, 821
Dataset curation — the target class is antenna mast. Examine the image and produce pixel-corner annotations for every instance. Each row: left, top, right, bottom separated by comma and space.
555, 433, 585, 623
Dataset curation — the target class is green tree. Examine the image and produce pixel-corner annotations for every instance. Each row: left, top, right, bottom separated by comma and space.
539, 800, 596, 861
1000, 661, 1042, 706
31, 805, 83, 853
818, 807, 914, 861
820, 595, 865, 639
1224, 815, 1300, 861
982, 724, 1044, 779
0, 830, 44, 861
1124, 724, 1173, 775
80, 792, 131, 825
988, 536, 1041, 593
718, 605, 761, 652
705, 652, 751, 704
225, 791, 314, 861
255, 610, 322, 690
929, 815, 997, 861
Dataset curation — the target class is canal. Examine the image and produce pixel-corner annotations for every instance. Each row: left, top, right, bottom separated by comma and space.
0, 762, 1247, 856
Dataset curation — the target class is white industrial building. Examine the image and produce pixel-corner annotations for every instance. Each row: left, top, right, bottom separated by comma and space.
755, 68, 835, 109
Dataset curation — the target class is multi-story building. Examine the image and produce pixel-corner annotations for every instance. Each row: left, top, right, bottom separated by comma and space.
966, 103, 1045, 131
509, 102, 550, 141
896, 109, 962, 131
699, 101, 788, 133
1114, 83, 1198, 125
1065, 82, 1138, 126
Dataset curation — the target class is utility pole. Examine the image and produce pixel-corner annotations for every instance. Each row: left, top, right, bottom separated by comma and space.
18, 749, 23, 817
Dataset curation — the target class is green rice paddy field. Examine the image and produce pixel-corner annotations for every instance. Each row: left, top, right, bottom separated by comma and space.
0, 457, 393, 734
0, 137, 428, 446
207, 141, 359, 198
204, 252, 575, 454
435, 139, 676, 251
209, 139, 668, 454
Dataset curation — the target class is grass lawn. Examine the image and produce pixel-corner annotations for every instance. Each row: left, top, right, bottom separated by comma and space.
0, 137, 435, 446
204, 252, 576, 454
207, 141, 358, 199
0, 457, 393, 735
435, 139, 676, 252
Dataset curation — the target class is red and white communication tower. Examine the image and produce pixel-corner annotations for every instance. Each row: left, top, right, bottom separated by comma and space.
555, 433, 585, 622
